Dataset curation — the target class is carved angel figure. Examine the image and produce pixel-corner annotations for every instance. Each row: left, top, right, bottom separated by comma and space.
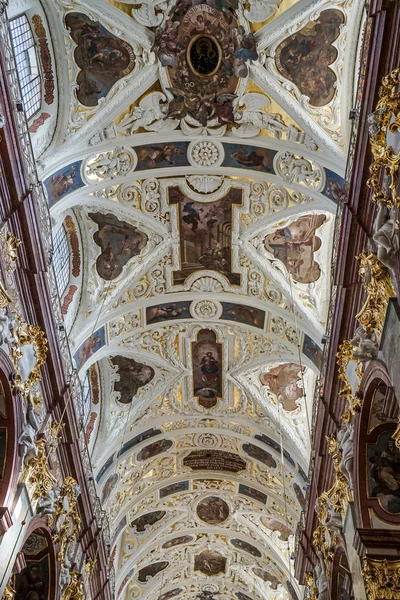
314, 551, 330, 600
18, 403, 39, 465
87, 147, 132, 180
37, 485, 60, 515
350, 326, 378, 362
337, 421, 354, 489
0, 309, 16, 345
371, 203, 399, 269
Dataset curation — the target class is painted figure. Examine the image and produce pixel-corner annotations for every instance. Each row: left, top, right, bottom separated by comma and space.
369, 433, 400, 513
65, 13, 135, 107
260, 363, 304, 412
89, 213, 147, 281
275, 9, 344, 106
15, 564, 46, 600
111, 356, 155, 404
264, 215, 326, 284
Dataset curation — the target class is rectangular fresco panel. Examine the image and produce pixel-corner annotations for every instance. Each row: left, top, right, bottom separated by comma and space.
135, 142, 189, 170
220, 302, 265, 329
302, 334, 323, 370
44, 161, 84, 207
146, 301, 192, 325
74, 327, 106, 371
192, 329, 222, 400
323, 169, 345, 202
160, 480, 189, 498
168, 186, 242, 285
238, 483, 267, 505
223, 144, 276, 172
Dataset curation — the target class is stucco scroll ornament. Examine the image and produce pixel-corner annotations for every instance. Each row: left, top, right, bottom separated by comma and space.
305, 572, 318, 600
85, 147, 137, 181
275, 151, 323, 189
11, 315, 48, 397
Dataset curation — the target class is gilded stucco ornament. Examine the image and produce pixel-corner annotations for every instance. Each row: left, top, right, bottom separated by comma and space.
1, 583, 15, 600
367, 68, 400, 207
11, 314, 47, 397
53, 477, 82, 563
26, 438, 58, 503
61, 571, 85, 600
362, 557, 400, 600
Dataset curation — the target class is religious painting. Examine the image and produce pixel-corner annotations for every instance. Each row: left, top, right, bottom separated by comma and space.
65, 12, 135, 107
194, 550, 226, 576
146, 301, 191, 325
138, 561, 169, 583
192, 330, 223, 401
101, 472, 118, 504
137, 439, 173, 461
159, 589, 183, 600
117, 428, 162, 459
368, 387, 399, 433
136, 142, 189, 170
162, 536, 193, 549
264, 215, 326, 284
74, 327, 105, 370
89, 213, 148, 281
16, 532, 51, 600
368, 430, 400, 514
152, 2, 246, 127
261, 517, 293, 541
238, 484, 267, 505
168, 187, 243, 285
196, 496, 229, 524
275, 9, 345, 107
131, 511, 166, 533
15, 563, 49, 600
0, 427, 7, 479
323, 169, 346, 203
260, 363, 304, 412
44, 161, 84, 207
230, 538, 262, 557
111, 356, 155, 404
302, 334, 323, 370
85, 411, 97, 444
242, 443, 277, 468
224, 144, 276, 172
183, 450, 246, 473
293, 483, 306, 510
221, 302, 265, 329
298, 464, 308, 481
253, 570, 281, 588
254, 433, 296, 467
160, 480, 189, 498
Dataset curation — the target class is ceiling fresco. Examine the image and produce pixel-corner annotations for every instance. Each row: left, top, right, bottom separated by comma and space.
18, 0, 366, 595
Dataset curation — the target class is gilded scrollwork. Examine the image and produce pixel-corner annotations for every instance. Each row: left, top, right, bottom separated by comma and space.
362, 557, 400, 600
11, 314, 48, 396
367, 68, 400, 208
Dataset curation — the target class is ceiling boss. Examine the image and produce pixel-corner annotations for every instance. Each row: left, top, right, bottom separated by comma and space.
152, 0, 258, 126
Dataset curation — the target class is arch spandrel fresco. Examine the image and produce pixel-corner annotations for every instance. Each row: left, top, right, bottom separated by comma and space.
35, 0, 363, 597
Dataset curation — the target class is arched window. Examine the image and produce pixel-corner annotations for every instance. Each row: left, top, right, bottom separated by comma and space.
52, 226, 70, 297
9, 15, 41, 119
82, 371, 92, 423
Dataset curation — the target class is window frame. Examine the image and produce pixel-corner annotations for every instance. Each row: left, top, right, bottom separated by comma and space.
9, 14, 42, 120
52, 225, 71, 298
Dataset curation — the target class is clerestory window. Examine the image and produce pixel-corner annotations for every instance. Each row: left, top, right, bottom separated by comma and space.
9, 15, 41, 119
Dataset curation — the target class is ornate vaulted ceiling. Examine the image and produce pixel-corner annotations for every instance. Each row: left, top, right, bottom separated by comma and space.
20, 0, 365, 596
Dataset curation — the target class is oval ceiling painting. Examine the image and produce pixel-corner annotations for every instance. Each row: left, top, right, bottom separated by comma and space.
196, 496, 229, 524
